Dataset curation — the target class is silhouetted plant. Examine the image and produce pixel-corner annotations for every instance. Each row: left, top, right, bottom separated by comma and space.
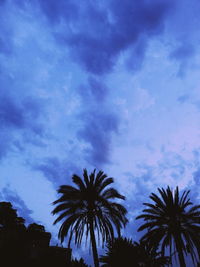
0, 202, 27, 266
27, 223, 46, 232
136, 186, 200, 267
27, 222, 51, 249
71, 257, 89, 267
0, 201, 25, 230
100, 237, 169, 267
100, 237, 136, 267
0, 202, 73, 267
135, 240, 170, 267
52, 169, 128, 267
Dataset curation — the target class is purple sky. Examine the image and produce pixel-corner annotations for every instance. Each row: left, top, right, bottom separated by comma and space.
1, 0, 200, 263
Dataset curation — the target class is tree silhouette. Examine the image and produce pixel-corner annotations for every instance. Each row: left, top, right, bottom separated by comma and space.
52, 169, 128, 267
0, 202, 74, 267
0, 202, 27, 266
100, 237, 137, 267
71, 257, 90, 267
100, 237, 169, 267
27, 223, 46, 232
0, 201, 25, 230
136, 186, 200, 267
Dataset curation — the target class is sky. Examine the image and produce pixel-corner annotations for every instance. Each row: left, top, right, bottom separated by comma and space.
1, 0, 200, 263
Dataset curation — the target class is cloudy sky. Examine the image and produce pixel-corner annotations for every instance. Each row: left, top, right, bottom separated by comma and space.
1, 0, 200, 262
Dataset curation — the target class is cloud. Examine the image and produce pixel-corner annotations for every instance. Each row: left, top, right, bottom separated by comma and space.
169, 43, 196, 77
132, 88, 155, 111
37, 0, 78, 24
78, 111, 119, 166
0, 1, 52, 160
0, 96, 42, 132
170, 43, 195, 61
1, 186, 34, 224
124, 37, 147, 72
76, 77, 119, 166
87, 77, 108, 102
163, 0, 200, 76
36, 0, 174, 74
0, 0, 122, 185
0, 1, 13, 55
193, 168, 200, 186
0, 93, 45, 160
1, 0, 200, 254
32, 157, 79, 187
28, 75, 120, 182
0, 96, 25, 128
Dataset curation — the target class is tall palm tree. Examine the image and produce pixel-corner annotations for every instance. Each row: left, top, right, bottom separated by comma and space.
52, 169, 128, 267
136, 186, 200, 267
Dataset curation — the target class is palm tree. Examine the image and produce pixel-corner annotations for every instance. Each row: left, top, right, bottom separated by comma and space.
136, 186, 200, 267
52, 169, 128, 267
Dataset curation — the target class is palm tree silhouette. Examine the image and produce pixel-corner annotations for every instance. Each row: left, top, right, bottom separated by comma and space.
136, 186, 200, 267
52, 169, 128, 267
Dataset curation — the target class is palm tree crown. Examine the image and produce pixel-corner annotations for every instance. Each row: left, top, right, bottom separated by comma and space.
136, 186, 200, 267
52, 169, 128, 267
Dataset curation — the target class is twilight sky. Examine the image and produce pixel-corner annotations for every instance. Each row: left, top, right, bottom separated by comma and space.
1, 0, 200, 261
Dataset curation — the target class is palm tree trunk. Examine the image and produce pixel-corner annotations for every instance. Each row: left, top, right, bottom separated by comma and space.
89, 218, 99, 267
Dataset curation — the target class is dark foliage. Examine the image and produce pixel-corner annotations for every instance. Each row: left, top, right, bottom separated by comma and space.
52, 169, 128, 267
0, 201, 71, 267
136, 186, 200, 267
0, 201, 25, 230
70, 258, 89, 267
2, 183, 200, 267
100, 237, 170, 267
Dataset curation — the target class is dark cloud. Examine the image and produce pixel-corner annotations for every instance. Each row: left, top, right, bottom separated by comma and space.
32, 157, 80, 187
125, 37, 147, 72
0, 1, 47, 160
0, 97, 25, 129
74, 77, 119, 167
78, 111, 119, 166
33, 157, 65, 185
37, 0, 78, 24
78, 76, 108, 102
88, 77, 108, 102
67, 0, 173, 74
1, 187, 34, 224
0, 94, 45, 160
164, 0, 200, 75
36, 0, 174, 74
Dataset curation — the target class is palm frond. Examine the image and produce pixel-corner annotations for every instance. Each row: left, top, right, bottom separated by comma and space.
136, 186, 200, 266
52, 168, 127, 255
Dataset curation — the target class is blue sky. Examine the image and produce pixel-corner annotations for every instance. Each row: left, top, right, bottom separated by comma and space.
1, 0, 200, 263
